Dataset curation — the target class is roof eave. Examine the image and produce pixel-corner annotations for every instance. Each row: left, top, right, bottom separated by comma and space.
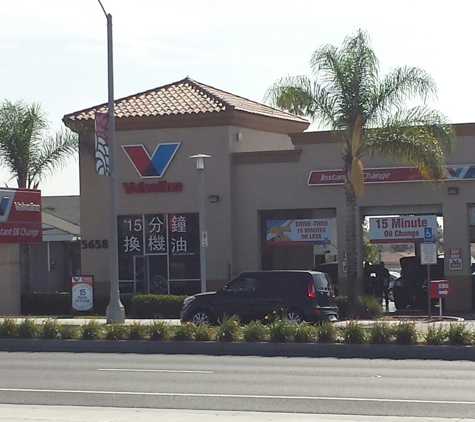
65, 109, 310, 135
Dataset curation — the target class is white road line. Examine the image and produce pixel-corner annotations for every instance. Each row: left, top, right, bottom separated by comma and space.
0, 388, 474, 406
97, 369, 213, 374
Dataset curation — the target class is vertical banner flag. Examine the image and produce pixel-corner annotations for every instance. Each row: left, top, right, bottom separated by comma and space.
95, 112, 110, 175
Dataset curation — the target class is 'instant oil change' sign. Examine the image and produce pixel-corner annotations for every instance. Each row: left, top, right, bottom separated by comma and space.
0, 188, 42, 243
369, 215, 437, 243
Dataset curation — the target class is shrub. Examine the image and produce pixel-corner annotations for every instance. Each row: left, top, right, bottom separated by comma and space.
80, 320, 103, 340
335, 296, 348, 319
41, 319, 62, 339
172, 323, 195, 341
294, 322, 318, 343
105, 324, 129, 340
447, 323, 472, 346
424, 325, 448, 345
268, 317, 296, 343
343, 321, 368, 344
0, 317, 18, 338
217, 315, 241, 342
59, 324, 79, 339
317, 322, 338, 343
17, 319, 39, 339
128, 322, 147, 340
394, 321, 418, 345
194, 324, 217, 341
369, 322, 393, 345
148, 321, 172, 341
131, 294, 187, 318
357, 296, 382, 319
21, 293, 71, 316
242, 320, 268, 342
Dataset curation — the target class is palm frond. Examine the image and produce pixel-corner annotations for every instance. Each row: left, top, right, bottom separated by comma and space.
366, 107, 455, 179
28, 127, 79, 185
0, 100, 77, 188
367, 67, 437, 125
264, 75, 315, 117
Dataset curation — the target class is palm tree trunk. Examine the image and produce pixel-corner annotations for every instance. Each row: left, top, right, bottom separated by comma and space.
345, 182, 358, 317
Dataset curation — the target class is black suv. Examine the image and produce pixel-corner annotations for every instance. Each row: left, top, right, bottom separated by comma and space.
181, 270, 338, 325
392, 256, 445, 310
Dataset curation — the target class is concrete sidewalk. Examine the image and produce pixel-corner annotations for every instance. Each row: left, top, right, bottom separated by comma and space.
2, 404, 474, 422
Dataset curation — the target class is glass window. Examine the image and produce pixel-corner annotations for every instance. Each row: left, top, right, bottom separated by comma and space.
313, 273, 330, 290
226, 276, 257, 293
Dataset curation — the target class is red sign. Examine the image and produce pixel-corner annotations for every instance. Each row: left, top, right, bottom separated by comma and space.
308, 165, 475, 186
449, 249, 462, 270
308, 167, 423, 186
0, 189, 42, 243
430, 280, 450, 299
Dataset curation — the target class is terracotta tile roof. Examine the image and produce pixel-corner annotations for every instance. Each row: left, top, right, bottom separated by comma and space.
63, 77, 308, 125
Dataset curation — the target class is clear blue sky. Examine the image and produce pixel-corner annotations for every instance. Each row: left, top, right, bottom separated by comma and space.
1, 0, 474, 196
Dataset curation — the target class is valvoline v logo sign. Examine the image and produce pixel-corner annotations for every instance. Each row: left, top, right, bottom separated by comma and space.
0, 196, 10, 217
122, 143, 180, 178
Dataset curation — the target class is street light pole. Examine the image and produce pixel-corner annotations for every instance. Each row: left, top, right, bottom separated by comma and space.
190, 154, 211, 293
98, 0, 125, 323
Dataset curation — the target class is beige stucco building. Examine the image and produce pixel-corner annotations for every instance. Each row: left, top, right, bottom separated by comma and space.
64, 77, 475, 313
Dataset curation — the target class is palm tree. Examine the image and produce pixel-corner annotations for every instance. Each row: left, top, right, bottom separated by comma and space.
0, 100, 79, 291
265, 30, 455, 315
0, 100, 78, 189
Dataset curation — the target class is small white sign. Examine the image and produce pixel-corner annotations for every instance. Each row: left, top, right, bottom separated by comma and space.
201, 230, 208, 248
420, 243, 437, 265
369, 215, 437, 243
71, 276, 94, 312
342, 253, 348, 273
449, 248, 463, 270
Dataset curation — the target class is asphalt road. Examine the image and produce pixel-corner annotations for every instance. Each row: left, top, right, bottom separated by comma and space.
0, 353, 475, 419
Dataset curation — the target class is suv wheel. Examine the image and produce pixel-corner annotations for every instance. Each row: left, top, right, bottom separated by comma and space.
286, 309, 303, 323
191, 310, 211, 326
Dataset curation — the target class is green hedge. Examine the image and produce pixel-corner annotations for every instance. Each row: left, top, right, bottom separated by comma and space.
1, 318, 474, 346
131, 294, 187, 318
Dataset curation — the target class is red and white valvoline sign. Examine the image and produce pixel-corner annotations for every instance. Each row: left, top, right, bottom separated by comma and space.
0, 189, 42, 243
368, 215, 437, 244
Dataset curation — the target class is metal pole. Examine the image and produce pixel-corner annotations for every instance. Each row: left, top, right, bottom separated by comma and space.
101, 8, 124, 323
198, 167, 206, 293
427, 265, 431, 319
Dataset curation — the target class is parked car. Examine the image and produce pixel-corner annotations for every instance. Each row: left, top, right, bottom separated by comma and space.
387, 270, 401, 302
181, 270, 338, 325
392, 256, 444, 310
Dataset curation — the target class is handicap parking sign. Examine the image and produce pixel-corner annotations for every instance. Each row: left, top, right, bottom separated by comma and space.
424, 227, 433, 243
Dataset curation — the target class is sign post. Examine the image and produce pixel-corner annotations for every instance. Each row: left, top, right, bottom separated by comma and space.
430, 280, 450, 319
72, 276, 94, 312
421, 233, 437, 318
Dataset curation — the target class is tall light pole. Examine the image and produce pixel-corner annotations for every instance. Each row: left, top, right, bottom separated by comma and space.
190, 154, 211, 293
98, 0, 125, 323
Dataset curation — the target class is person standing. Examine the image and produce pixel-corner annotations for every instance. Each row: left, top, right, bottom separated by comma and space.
379, 262, 390, 310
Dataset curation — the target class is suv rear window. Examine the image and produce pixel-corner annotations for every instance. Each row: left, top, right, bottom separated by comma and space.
313, 273, 331, 290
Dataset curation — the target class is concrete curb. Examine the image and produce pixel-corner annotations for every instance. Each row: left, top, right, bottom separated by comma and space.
0, 339, 474, 360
